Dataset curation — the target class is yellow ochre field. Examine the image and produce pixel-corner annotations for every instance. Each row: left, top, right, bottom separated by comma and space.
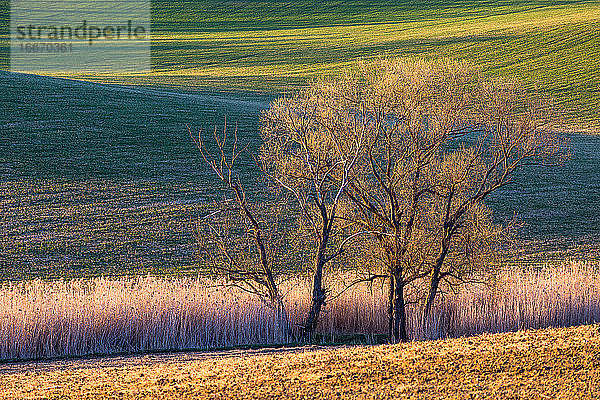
1, 324, 599, 399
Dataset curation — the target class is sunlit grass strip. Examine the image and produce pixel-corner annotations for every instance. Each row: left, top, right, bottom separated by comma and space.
60, 1, 600, 128
1, 261, 599, 360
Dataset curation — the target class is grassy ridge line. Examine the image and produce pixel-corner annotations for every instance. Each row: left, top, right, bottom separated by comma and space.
150, 0, 573, 31
62, 1, 600, 130
2, 324, 599, 399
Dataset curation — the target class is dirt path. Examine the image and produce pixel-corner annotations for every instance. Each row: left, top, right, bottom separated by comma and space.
0, 345, 327, 375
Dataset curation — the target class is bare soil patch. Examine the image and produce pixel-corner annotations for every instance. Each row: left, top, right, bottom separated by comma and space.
1, 324, 599, 399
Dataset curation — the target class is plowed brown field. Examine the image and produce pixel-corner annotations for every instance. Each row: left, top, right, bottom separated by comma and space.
1, 324, 599, 399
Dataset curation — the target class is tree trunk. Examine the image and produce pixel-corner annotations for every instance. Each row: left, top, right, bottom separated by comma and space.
387, 273, 395, 340
423, 240, 449, 321
388, 270, 408, 343
393, 272, 408, 342
300, 246, 327, 341
422, 272, 440, 322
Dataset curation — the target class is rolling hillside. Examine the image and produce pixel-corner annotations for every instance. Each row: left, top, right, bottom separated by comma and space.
57, 0, 600, 130
1, 1, 599, 276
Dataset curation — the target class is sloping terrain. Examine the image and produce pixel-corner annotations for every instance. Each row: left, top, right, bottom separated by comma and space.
76, 1, 600, 128
3, 1, 598, 128
1, 324, 599, 399
2, 73, 599, 279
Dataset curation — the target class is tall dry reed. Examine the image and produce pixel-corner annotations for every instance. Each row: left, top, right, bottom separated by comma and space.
0, 278, 287, 360
0, 261, 598, 360
419, 261, 600, 339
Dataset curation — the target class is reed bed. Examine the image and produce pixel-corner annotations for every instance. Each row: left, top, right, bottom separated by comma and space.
0, 261, 598, 360
0, 278, 287, 360
414, 262, 600, 340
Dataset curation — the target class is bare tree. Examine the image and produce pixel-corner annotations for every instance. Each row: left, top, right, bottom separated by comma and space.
306, 59, 482, 342
266, 58, 565, 342
259, 86, 367, 339
420, 78, 565, 321
190, 123, 293, 336
190, 58, 566, 344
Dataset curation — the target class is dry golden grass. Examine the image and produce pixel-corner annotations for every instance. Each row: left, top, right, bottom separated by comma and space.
1, 261, 600, 360
0, 277, 290, 359
1, 324, 599, 399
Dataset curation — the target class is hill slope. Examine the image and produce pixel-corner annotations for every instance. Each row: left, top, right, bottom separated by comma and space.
4, 1, 597, 128
65, 0, 600, 130
2, 324, 599, 399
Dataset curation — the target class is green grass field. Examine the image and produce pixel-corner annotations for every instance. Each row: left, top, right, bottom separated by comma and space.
1, 71, 599, 280
0, 72, 272, 280
1, 1, 599, 279
45, 0, 600, 130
